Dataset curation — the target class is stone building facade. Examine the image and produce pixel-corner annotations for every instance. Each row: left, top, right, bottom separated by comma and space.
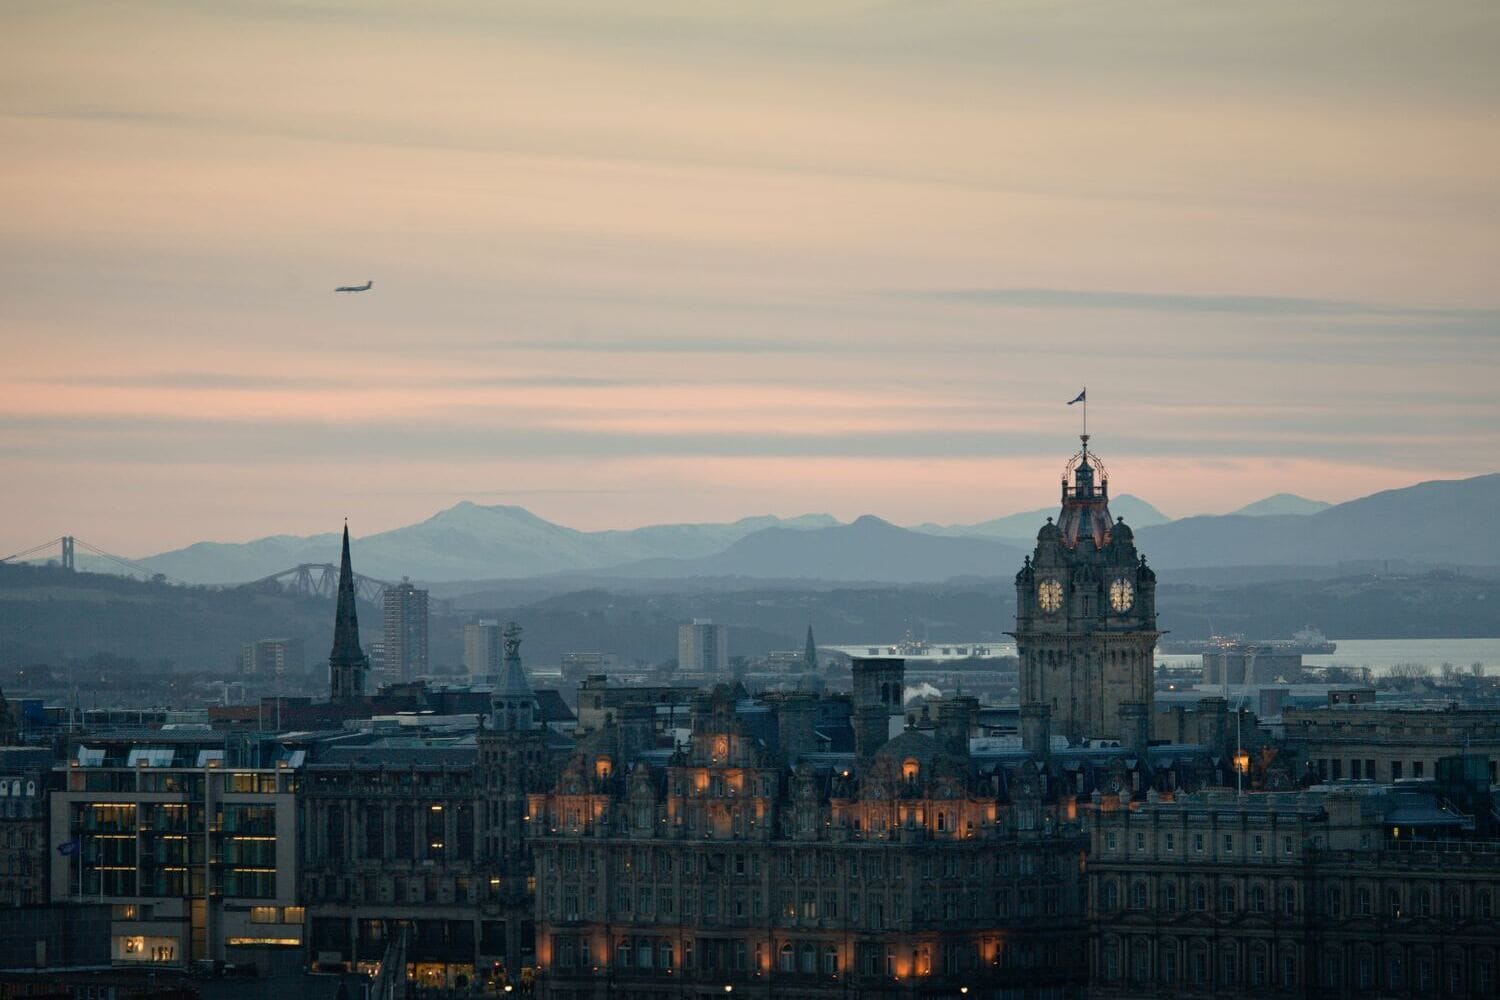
530, 682, 1093, 1000
0, 747, 51, 907
300, 625, 557, 992
1282, 706, 1500, 784
300, 744, 495, 988
1088, 778, 1500, 998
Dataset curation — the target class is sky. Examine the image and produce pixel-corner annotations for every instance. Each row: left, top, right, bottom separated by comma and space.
1, 0, 1497, 557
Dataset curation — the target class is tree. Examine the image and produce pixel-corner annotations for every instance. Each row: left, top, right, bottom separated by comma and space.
1388, 662, 1433, 680
1473, 661, 1487, 678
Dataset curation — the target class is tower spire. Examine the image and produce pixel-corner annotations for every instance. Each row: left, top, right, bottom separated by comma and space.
328, 521, 370, 702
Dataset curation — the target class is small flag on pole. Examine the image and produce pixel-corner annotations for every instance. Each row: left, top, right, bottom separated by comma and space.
1067, 389, 1086, 405
57, 838, 81, 856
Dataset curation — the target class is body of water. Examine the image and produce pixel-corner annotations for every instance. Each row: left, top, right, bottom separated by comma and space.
1158, 638, 1500, 678
1302, 638, 1500, 677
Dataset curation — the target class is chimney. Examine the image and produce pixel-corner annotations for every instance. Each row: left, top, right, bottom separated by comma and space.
1118, 701, 1150, 752
776, 692, 818, 762
936, 696, 978, 757
1021, 702, 1052, 754
851, 657, 905, 718
1196, 697, 1229, 751
617, 702, 656, 761
853, 704, 891, 762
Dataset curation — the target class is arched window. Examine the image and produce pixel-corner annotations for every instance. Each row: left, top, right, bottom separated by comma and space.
1249, 944, 1269, 986
1281, 885, 1297, 914
800, 944, 817, 974
1418, 888, 1433, 917
1481, 890, 1495, 919
615, 939, 631, 968
1102, 881, 1119, 910
1250, 884, 1266, 913
823, 945, 838, 975
779, 942, 795, 973
1130, 881, 1148, 910
1161, 883, 1178, 911
1191, 883, 1207, 911
1220, 884, 1237, 913
1326, 886, 1342, 917
1356, 886, 1372, 916
1130, 938, 1151, 982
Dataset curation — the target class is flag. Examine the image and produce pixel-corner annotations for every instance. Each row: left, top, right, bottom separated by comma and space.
1068, 389, 1086, 405
57, 838, 81, 856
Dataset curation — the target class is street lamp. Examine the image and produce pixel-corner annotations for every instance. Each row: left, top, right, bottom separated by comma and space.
724, 986, 734, 994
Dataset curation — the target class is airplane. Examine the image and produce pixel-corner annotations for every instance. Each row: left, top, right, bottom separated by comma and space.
335, 280, 373, 293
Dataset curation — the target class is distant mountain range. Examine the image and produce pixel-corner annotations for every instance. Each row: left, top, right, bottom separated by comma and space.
602, 516, 1026, 584
1134, 474, 1500, 570
125, 474, 1498, 585
140, 505, 842, 583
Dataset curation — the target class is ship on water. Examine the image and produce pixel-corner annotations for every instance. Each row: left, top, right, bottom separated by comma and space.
1160, 628, 1336, 656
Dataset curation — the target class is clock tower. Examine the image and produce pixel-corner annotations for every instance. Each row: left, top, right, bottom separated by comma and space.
1012, 435, 1158, 748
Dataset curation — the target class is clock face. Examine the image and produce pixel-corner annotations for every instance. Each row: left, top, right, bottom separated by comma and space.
1110, 578, 1135, 612
1038, 579, 1063, 613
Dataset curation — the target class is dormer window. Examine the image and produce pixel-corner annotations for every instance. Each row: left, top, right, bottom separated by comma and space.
902, 758, 920, 783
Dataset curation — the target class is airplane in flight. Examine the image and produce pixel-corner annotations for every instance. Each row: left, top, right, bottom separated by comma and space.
335, 280, 373, 293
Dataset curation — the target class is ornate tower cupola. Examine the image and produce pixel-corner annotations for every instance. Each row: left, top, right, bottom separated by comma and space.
1010, 431, 1159, 747
328, 522, 370, 703
490, 622, 539, 732
1057, 435, 1113, 551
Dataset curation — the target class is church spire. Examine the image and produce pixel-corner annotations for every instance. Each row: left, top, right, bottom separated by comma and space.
328, 521, 370, 702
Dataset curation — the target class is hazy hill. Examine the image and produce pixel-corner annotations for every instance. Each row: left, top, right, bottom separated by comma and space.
1231, 493, 1331, 517
910, 493, 1170, 540
604, 516, 1025, 583
1138, 474, 1500, 569
141, 504, 839, 583
0, 562, 374, 673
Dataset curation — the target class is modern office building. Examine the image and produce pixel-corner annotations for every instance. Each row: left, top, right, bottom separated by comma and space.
48, 739, 303, 972
679, 619, 731, 676
465, 620, 504, 680
383, 580, 430, 682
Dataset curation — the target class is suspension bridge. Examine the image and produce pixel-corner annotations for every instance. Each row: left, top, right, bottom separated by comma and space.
0, 536, 394, 601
